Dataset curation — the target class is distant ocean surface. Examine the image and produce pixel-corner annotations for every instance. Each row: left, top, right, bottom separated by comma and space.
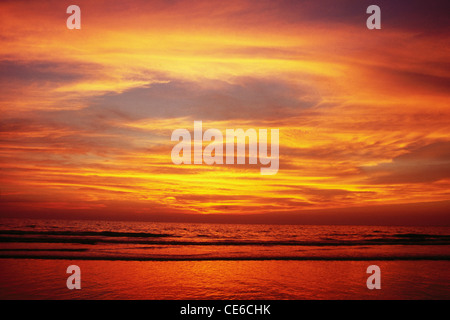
0, 218, 449, 261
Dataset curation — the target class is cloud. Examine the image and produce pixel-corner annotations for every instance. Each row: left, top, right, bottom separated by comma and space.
91, 77, 319, 121
1, 0, 449, 222
0, 60, 101, 84
362, 141, 450, 184
275, 0, 450, 33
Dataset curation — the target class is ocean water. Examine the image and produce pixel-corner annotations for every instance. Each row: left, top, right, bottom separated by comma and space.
0, 218, 449, 299
0, 218, 449, 261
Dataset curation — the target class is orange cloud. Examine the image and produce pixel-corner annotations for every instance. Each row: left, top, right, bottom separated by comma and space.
0, 0, 449, 224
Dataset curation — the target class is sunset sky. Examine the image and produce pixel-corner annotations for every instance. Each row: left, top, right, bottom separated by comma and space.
1, 0, 449, 225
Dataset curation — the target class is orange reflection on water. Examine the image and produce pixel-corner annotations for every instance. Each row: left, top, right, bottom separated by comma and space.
1, 259, 449, 299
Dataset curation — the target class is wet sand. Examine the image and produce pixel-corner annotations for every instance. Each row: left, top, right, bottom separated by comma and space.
1, 259, 449, 299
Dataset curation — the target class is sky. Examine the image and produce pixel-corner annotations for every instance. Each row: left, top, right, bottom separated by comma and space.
0, 0, 449, 225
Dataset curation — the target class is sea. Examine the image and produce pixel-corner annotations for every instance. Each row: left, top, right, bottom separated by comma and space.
0, 218, 449, 299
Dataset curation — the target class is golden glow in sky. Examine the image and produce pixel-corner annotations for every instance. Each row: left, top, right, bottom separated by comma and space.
1, 0, 449, 224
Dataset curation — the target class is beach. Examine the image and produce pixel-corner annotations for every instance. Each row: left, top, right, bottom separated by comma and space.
1, 259, 449, 299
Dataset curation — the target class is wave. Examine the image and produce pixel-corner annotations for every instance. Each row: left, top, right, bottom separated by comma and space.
0, 248, 88, 252
1, 235, 449, 246
1, 224, 449, 262
0, 230, 174, 238
0, 254, 449, 261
